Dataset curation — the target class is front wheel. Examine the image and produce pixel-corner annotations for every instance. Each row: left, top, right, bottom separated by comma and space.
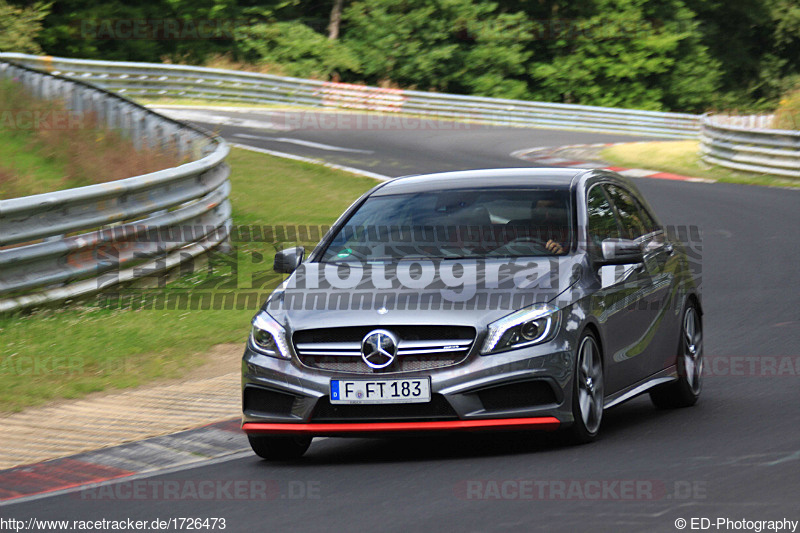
566, 331, 604, 444
248, 435, 312, 460
650, 301, 703, 409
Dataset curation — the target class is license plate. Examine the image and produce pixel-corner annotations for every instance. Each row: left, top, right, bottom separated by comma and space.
330, 378, 431, 404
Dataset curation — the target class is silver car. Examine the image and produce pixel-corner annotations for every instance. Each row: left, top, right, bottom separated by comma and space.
241, 168, 703, 459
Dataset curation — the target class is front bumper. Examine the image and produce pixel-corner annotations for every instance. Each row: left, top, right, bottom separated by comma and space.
241, 335, 577, 436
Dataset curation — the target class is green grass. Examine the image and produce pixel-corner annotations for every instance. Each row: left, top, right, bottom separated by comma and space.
0, 147, 377, 412
601, 140, 800, 188
0, 79, 184, 200
0, 128, 70, 198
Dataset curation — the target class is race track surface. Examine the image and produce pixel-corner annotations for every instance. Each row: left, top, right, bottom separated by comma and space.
6, 110, 798, 533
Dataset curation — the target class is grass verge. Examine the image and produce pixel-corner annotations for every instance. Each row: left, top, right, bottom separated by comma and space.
0, 147, 377, 412
0, 80, 184, 199
600, 141, 800, 188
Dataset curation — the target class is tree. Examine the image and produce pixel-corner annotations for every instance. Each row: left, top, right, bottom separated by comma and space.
236, 21, 360, 79
528, 0, 722, 111
19, 0, 796, 112
0, 1, 51, 54
34, 0, 274, 63
681, 0, 799, 108
328, 0, 344, 40
342, 0, 533, 98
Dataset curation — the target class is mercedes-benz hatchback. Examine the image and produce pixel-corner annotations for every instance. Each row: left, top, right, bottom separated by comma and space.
242, 168, 703, 459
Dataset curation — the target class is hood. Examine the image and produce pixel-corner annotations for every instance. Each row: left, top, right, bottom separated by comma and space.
264, 256, 587, 332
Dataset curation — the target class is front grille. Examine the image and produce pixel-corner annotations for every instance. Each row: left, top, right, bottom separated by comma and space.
294, 325, 476, 374
476, 380, 558, 411
310, 394, 458, 422
243, 386, 297, 417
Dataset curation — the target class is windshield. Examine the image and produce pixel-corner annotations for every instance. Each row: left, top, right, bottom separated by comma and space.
318, 188, 573, 262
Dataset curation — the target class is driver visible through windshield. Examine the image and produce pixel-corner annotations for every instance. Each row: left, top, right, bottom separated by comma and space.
319, 188, 573, 262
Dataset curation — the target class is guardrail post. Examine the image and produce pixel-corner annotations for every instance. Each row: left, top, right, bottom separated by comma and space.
132, 111, 143, 151
72, 84, 83, 114
104, 97, 114, 129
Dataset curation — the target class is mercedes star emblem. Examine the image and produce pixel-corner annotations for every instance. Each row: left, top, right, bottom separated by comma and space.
361, 329, 398, 369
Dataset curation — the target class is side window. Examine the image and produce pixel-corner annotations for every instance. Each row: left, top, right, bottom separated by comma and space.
604, 185, 646, 240
586, 185, 621, 255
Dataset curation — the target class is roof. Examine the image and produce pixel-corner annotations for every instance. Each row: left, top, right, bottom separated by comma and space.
372, 168, 586, 196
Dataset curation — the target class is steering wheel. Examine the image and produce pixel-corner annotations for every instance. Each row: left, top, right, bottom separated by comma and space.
498, 236, 550, 254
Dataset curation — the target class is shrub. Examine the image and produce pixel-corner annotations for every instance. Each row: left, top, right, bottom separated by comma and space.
773, 87, 800, 130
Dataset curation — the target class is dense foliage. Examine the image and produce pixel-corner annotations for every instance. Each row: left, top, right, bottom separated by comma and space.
0, 0, 49, 53
2, 0, 798, 113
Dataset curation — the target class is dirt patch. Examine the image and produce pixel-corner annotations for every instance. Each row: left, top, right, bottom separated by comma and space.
183, 343, 243, 381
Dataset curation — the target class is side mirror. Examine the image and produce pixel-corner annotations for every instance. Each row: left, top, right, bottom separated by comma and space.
273, 247, 304, 274
598, 239, 643, 266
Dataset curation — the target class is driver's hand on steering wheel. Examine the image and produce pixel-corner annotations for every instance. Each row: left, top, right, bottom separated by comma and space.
546, 239, 565, 255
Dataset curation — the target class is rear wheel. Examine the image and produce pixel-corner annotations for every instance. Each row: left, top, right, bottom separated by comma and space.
650, 302, 703, 408
248, 435, 312, 460
566, 331, 604, 444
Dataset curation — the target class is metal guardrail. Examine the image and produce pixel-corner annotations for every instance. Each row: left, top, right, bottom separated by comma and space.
0, 59, 231, 313
0, 53, 700, 139
700, 114, 800, 178
1, 55, 795, 314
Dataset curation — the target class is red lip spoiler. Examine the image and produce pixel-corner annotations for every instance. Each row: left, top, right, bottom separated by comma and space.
243, 417, 560, 434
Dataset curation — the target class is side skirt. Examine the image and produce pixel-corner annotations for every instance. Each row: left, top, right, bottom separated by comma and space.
603, 366, 677, 409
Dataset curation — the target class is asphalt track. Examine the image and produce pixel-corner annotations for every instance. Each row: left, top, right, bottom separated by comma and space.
5, 111, 798, 532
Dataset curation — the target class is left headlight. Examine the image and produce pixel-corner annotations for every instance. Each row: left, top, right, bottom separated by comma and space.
249, 311, 291, 359
481, 303, 561, 355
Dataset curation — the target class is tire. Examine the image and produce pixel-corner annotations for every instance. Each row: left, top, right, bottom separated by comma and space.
650, 301, 703, 409
566, 330, 604, 444
248, 435, 312, 460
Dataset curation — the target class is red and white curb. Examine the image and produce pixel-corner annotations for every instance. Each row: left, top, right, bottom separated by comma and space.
512, 143, 715, 184
0, 419, 247, 505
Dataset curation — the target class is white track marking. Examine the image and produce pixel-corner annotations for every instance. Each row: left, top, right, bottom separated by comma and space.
153, 108, 292, 131
233, 134, 374, 154
231, 143, 391, 181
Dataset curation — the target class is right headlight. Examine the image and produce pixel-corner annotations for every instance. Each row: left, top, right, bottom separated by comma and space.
249, 311, 291, 359
481, 303, 561, 355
